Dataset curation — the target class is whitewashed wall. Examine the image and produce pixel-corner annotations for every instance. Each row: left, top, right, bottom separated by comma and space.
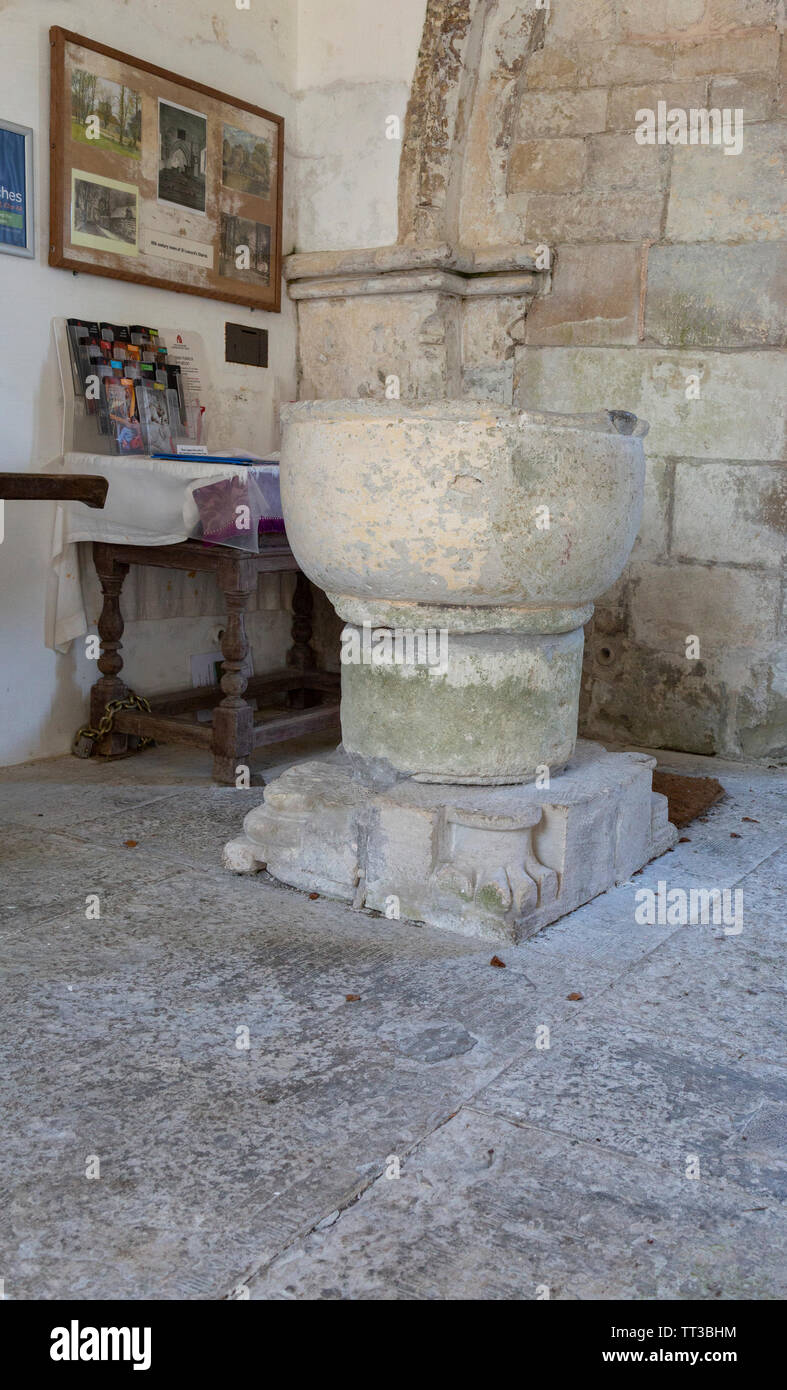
0, 0, 298, 765
293, 0, 426, 251
0, 0, 430, 766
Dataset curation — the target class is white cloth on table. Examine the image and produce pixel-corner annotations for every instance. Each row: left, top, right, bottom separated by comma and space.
48, 452, 279, 651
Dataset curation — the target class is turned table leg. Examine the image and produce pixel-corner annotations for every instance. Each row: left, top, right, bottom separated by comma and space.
212, 557, 256, 783
91, 543, 130, 756
286, 570, 320, 709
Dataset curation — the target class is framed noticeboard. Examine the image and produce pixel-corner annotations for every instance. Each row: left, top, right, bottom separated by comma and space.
0, 119, 34, 258
49, 26, 283, 311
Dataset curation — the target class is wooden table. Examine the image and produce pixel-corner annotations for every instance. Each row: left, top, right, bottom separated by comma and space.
90, 537, 340, 782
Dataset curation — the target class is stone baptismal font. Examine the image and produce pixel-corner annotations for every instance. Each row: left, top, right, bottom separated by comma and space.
225, 400, 676, 942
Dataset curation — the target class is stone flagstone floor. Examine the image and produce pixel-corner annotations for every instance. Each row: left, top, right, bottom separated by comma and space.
0, 734, 784, 1300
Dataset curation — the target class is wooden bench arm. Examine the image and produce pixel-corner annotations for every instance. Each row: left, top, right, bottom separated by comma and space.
0, 473, 108, 508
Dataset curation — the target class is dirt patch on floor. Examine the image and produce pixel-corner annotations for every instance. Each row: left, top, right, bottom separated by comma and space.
652, 771, 725, 828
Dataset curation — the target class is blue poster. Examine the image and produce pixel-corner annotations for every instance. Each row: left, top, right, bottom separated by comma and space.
0, 125, 28, 249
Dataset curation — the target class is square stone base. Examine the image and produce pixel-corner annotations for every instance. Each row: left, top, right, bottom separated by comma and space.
224, 741, 677, 943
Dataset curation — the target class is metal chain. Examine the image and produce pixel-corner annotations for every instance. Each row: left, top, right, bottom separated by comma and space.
72, 692, 154, 758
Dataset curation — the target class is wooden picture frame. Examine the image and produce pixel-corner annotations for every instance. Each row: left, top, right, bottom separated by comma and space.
49, 26, 283, 311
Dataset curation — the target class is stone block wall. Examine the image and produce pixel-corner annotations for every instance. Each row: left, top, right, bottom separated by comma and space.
510, 0, 786, 760
290, 0, 785, 763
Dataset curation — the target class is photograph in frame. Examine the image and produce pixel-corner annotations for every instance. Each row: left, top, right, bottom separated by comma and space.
71, 168, 139, 256
158, 99, 207, 214
70, 67, 142, 159
221, 122, 274, 199
219, 213, 271, 286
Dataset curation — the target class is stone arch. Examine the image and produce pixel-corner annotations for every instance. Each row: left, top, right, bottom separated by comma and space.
397, 0, 547, 249
167, 141, 189, 171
